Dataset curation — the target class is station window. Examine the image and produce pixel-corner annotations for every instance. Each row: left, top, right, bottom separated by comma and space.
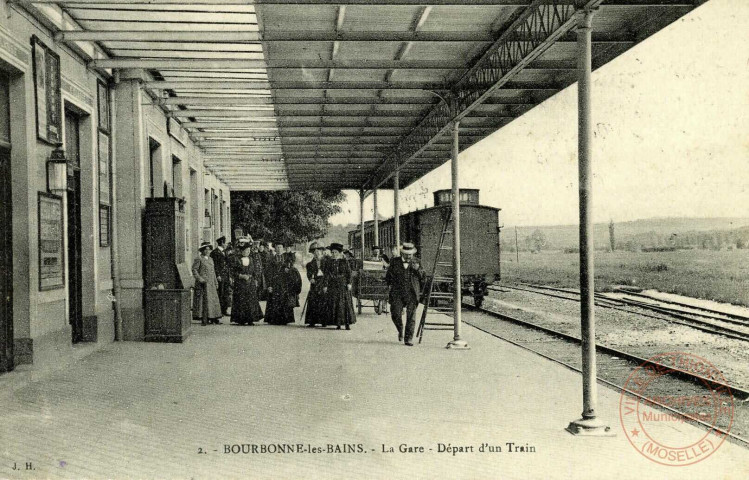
171, 155, 182, 198
149, 138, 160, 198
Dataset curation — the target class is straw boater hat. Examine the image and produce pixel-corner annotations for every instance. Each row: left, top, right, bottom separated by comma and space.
308, 241, 324, 253
329, 242, 344, 253
400, 242, 417, 255
199, 241, 213, 252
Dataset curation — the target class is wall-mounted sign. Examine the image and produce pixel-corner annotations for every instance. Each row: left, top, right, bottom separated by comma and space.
97, 80, 110, 133
168, 118, 189, 147
31, 36, 62, 145
202, 227, 213, 243
38, 192, 64, 290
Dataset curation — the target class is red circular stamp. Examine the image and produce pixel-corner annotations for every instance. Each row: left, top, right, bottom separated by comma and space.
619, 352, 734, 466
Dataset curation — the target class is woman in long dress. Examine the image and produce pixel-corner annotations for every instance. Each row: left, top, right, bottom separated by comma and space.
230, 239, 264, 326
323, 243, 356, 330
192, 242, 223, 325
265, 252, 302, 325
304, 241, 329, 327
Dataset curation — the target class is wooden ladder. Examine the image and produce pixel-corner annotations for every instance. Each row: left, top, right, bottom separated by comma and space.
416, 208, 456, 343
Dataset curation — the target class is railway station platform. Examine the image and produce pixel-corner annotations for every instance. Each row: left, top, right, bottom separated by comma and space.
0, 277, 747, 480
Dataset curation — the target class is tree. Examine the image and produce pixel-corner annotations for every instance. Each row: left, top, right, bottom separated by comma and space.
528, 229, 547, 253
608, 219, 616, 252
230, 190, 346, 245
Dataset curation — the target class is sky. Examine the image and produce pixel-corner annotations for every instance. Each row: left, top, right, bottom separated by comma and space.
329, 0, 749, 228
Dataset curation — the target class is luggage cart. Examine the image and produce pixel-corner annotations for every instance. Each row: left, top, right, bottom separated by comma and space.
355, 262, 389, 315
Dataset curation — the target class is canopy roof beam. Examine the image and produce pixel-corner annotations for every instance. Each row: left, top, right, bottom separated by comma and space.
92, 58, 470, 70
144, 81, 450, 91
59, 30, 635, 44
160, 96, 440, 106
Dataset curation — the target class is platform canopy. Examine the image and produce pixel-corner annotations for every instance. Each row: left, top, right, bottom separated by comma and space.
18, 0, 707, 191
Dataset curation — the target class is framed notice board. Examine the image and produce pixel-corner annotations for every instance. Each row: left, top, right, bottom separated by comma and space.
31, 36, 62, 145
97, 80, 110, 133
38, 192, 64, 290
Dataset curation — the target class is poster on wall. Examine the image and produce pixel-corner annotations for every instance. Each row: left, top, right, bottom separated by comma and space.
97, 80, 109, 133
38, 192, 64, 291
98, 131, 110, 205
31, 36, 61, 145
202, 227, 213, 243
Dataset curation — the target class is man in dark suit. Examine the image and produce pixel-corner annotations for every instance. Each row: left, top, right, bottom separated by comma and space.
385, 242, 425, 346
210, 236, 231, 317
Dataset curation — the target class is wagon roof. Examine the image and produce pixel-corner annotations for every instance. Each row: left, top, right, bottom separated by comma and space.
348, 203, 500, 234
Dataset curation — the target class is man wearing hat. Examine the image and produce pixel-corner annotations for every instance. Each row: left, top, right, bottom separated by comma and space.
192, 241, 223, 325
385, 242, 425, 346
263, 243, 285, 321
251, 239, 266, 299
211, 236, 232, 317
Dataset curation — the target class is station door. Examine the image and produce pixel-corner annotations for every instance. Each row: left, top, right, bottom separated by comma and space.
0, 146, 12, 372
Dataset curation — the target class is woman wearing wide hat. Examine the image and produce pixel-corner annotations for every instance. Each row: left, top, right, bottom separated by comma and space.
265, 251, 302, 325
322, 243, 357, 330
230, 237, 264, 326
192, 241, 223, 325
304, 241, 330, 327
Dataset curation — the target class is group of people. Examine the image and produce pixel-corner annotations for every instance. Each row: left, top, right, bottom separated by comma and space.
306, 241, 425, 346
191, 236, 302, 327
303, 242, 357, 330
192, 234, 427, 346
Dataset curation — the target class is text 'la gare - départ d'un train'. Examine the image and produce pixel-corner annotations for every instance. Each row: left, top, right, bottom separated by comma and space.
220, 442, 537, 455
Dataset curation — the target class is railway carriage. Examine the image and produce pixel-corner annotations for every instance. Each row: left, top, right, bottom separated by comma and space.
349, 189, 501, 307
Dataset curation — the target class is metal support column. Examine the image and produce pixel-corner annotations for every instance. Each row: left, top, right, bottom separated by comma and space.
359, 188, 366, 262
446, 121, 469, 350
394, 170, 401, 251
566, 8, 612, 436
373, 188, 379, 249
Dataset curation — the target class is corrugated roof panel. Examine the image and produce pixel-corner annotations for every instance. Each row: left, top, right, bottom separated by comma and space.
343, 6, 421, 32
260, 5, 335, 30
425, 6, 512, 32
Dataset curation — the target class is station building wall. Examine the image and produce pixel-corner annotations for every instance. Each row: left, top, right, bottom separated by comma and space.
0, 3, 231, 371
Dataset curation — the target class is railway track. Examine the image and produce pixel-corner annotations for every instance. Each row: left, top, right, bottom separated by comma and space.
615, 288, 749, 322
462, 303, 749, 447
488, 284, 749, 342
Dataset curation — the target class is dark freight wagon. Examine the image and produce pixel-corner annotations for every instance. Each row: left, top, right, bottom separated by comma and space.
349, 189, 501, 307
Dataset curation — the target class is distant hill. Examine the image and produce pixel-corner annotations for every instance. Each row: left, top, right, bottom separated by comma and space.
503, 217, 749, 251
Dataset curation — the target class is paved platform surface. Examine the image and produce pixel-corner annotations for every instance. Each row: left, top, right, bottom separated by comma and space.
1, 283, 747, 479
